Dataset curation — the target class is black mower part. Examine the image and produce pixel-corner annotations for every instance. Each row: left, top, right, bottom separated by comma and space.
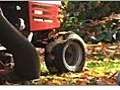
0, 9, 40, 80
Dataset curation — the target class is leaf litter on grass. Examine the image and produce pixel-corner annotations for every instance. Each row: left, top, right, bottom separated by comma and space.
32, 47, 120, 85
34, 57, 119, 85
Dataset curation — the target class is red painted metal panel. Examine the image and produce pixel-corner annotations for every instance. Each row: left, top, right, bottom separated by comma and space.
28, 1, 61, 32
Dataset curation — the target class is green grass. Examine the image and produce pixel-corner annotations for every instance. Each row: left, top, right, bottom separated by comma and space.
86, 58, 120, 74
40, 58, 120, 75
34, 56, 120, 85
40, 61, 49, 74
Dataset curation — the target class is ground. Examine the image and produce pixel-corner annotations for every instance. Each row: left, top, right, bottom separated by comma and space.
34, 44, 120, 85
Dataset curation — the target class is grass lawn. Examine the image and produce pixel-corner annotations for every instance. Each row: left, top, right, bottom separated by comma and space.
33, 55, 120, 85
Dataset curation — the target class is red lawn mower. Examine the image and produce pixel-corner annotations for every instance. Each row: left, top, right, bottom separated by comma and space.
0, 1, 86, 84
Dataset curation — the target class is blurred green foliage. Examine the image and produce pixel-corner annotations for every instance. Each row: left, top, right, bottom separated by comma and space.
60, 1, 120, 43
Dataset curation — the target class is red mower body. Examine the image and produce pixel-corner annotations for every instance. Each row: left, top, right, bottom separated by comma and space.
28, 1, 61, 32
